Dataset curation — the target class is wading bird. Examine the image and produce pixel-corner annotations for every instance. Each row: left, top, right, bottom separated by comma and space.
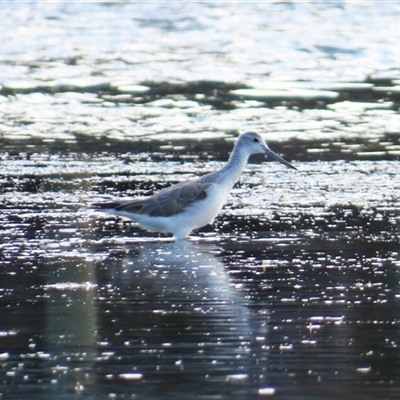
92, 131, 296, 240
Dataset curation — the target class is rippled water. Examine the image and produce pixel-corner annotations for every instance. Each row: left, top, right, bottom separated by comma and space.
1, 2, 400, 400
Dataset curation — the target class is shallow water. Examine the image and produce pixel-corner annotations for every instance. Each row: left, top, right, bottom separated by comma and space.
1, 153, 399, 399
1, 2, 400, 400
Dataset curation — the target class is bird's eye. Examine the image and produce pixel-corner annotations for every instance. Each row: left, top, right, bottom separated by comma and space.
253, 138, 259, 143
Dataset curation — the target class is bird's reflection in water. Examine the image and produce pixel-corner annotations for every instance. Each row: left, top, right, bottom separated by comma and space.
95, 240, 269, 398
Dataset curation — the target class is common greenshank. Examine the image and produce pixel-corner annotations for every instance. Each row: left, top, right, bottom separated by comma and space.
92, 131, 296, 240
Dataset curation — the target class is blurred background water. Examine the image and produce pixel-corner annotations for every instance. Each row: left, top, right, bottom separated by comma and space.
1, 2, 400, 399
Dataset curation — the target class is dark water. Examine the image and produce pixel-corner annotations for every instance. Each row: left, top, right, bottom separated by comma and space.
1, 2, 400, 400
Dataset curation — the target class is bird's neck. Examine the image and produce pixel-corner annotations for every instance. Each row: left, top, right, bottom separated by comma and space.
219, 143, 249, 185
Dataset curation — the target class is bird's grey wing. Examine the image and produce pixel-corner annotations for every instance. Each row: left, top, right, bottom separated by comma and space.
115, 179, 210, 217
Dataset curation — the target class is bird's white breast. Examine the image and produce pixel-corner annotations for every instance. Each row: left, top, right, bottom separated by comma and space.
184, 181, 233, 227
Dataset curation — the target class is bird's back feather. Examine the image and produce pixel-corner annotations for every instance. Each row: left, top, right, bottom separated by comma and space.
92, 177, 212, 218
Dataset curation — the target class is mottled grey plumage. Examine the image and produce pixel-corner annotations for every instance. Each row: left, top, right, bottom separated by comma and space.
94, 177, 211, 217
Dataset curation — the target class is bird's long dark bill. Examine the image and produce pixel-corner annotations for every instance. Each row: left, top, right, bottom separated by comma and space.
266, 148, 297, 170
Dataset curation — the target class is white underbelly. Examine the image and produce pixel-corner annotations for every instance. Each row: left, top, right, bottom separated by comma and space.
107, 182, 233, 238
176, 182, 232, 229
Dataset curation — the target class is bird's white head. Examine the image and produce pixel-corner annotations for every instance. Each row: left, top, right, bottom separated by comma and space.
238, 131, 297, 170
